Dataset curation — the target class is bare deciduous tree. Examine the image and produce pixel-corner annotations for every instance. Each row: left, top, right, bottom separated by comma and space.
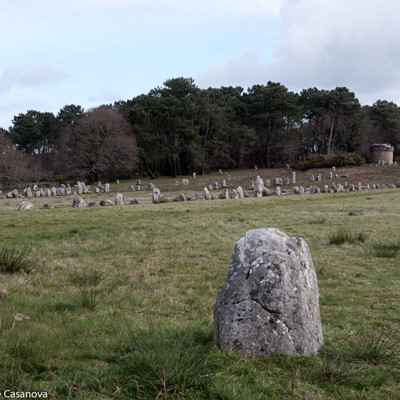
0, 129, 30, 188
62, 106, 139, 181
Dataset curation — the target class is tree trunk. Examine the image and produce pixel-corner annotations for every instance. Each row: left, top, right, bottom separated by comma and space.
143, 157, 156, 179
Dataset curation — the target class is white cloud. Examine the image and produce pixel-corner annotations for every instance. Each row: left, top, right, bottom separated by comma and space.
196, 47, 269, 89
267, 0, 400, 103
88, 91, 122, 103
71, 0, 282, 17
0, 64, 66, 93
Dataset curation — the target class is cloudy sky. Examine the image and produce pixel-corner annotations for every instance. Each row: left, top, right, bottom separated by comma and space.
1, 0, 399, 129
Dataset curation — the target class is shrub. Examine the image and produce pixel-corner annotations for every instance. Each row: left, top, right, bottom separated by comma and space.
295, 153, 365, 170
55, 175, 68, 184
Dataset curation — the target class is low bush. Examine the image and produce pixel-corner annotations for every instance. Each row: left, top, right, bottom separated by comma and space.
296, 153, 365, 170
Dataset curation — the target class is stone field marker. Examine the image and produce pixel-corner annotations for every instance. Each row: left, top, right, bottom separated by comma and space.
214, 228, 323, 357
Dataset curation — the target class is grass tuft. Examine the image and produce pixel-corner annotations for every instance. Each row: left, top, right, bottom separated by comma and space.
69, 269, 104, 310
0, 247, 37, 274
121, 322, 212, 399
370, 242, 400, 258
328, 227, 367, 245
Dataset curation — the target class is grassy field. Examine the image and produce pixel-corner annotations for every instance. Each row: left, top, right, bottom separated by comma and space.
0, 166, 400, 399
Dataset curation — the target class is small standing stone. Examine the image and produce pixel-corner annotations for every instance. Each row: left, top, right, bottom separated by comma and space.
236, 186, 244, 198
100, 199, 114, 206
219, 188, 229, 199
104, 183, 110, 193
23, 187, 32, 198
254, 176, 264, 197
152, 188, 164, 203
76, 181, 84, 195
18, 201, 33, 211
115, 193, 125, 206
72, 198, 86, 208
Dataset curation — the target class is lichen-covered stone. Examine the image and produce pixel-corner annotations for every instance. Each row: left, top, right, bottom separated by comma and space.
214, 228, 323, 357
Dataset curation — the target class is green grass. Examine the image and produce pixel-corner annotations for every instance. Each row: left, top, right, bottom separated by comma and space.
0, 184, 399, 399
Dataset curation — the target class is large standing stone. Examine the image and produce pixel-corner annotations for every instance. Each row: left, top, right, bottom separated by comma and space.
236, 186, 244, 198
290, 172, 296, 184
214, 228, 323, 357
104, 183, 110, 193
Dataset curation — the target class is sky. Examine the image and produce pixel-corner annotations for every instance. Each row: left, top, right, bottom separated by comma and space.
1, 0, 400, 129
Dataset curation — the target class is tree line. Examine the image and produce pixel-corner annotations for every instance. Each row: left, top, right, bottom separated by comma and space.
1, 77, 399, 187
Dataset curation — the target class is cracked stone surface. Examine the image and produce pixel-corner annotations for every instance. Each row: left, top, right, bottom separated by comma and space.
214, 228, 323, 357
